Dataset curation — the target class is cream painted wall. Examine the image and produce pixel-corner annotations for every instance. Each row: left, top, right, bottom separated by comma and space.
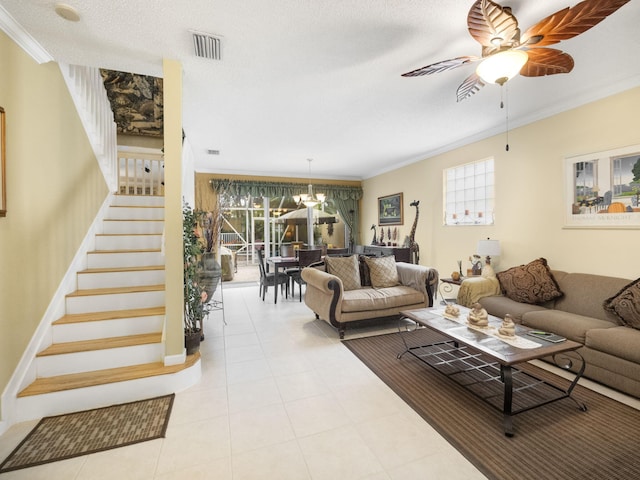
0, 33, 108, 406
362, 87, 640, 281
162, 59, 184, 358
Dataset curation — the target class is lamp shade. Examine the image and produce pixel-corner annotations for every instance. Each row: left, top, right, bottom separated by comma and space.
477, 239, 501, 257
476, 50, 528, 85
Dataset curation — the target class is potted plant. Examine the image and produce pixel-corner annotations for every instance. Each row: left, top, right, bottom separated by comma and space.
196, 207, 223, 301
183, 201, 208, 354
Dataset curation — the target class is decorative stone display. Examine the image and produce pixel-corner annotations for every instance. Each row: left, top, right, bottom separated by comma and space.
499, 314, 516, 337
467, 302, 489, 327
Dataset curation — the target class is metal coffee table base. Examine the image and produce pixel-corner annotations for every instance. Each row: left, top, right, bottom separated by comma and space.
398, 328, 587, 437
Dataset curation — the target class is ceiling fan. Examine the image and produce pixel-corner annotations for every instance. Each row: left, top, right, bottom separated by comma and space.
402, 0, 630, 102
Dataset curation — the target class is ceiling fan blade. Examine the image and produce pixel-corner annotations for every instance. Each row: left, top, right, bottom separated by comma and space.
520, 48, 574, 77
456, 73, 485, 102
401, 56, 480, 77
522, 0, 630, 47
467, 0, 520, 54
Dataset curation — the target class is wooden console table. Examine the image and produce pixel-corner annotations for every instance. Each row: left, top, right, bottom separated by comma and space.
362, 245, 411, 263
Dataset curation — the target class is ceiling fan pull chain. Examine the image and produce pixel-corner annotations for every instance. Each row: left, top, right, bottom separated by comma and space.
503, 84, 510, 152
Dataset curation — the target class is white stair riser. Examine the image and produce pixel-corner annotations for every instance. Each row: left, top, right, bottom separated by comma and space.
87, 251, 164, 269
105, 206, 164, 221
66, 291, 165, 314
53, 316, 164, 343
36, 343, 164, 377
95, 234, 163, 250
111, 195, 164, 207
78, 269, 165, 289
102, 220, 164, 235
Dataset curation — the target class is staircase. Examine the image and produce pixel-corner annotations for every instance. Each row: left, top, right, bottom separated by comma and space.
14, 194, 199, 422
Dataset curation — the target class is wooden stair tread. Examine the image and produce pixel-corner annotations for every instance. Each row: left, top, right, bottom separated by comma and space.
96, 233, 162, 236
37, 333, 163, 357
79, 265, 165, 274
103, 219, 163, 222
67, 284, 165, 297
53, 307, 166, 325
91, 248, 161, 254
110, 205, 164, 209
19, 353, 199, 397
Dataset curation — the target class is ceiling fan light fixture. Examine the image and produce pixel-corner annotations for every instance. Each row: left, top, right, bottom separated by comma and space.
476, 50, 528, 86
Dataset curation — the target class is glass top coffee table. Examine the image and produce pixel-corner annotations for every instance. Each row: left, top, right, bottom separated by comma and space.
398, 307, 587, 436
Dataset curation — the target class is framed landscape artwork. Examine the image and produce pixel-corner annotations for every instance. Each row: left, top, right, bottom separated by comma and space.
564, 144, 640, 229
0, 107, 5, 217
378, 193, 403, 225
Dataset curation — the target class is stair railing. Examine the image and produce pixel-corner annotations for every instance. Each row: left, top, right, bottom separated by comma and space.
118, 148, 165, 196
59, 63, 118, 192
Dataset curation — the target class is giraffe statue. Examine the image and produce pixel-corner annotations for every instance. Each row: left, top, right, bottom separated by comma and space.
370, 224, 377, 245
408, 200, 420, 264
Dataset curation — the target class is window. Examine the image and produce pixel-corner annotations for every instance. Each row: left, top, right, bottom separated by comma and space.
443, 158, 495, 226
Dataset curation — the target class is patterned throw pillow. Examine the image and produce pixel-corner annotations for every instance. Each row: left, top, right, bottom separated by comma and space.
603, 278, 640, 329
326, 255, 362, 291
364, 256, 400, 288
496, 258, 563, 304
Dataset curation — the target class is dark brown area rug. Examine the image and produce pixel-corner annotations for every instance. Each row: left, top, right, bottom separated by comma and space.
344, 329, 640, 480
0, 394, 174, 473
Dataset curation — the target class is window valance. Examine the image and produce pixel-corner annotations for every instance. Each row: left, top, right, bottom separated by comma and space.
210, 179, 362, 201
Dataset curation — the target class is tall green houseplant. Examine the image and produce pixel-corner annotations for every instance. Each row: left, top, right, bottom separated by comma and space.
183, 202, 206, 350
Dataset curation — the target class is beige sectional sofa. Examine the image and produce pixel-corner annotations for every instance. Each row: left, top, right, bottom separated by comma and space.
461, 259, 640, 398
302, 254, 438, 339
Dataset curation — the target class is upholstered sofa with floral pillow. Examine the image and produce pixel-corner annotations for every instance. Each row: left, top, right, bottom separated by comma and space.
301, 254, 438, 339
467, 258, 640, 398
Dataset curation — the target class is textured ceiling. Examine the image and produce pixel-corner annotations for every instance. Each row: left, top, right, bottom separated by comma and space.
1, 0, 639, 180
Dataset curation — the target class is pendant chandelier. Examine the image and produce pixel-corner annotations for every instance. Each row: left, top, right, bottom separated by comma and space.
294, 159, 325, 207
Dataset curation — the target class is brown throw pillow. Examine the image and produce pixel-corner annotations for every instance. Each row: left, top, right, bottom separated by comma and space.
496, 258, 563, 304
326, 255, 362, 291
364, 256, 399, 288
603, 278, 640, 329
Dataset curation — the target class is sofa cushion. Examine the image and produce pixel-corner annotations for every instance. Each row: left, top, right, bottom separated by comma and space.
586, 326, 640, 364
341, 286, 424, 313
364, 256, 400, 288
522, 310, 616, 344
555, 273, 629, 324
496, 258, 563, 304
479, 295, 548, 323
603, 277, 640, 329
326, 255, 361, 291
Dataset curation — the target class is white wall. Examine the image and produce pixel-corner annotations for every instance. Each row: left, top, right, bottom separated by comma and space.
362, 86, 640, 281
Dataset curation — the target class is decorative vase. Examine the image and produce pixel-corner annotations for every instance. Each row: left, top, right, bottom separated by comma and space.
199, 252, 222, 303
184, 329, 202, 355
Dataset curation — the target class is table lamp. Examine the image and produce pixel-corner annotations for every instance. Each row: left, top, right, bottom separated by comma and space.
477, 238, 501, 265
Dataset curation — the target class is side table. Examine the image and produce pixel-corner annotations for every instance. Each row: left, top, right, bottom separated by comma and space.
439, 277, 463, 304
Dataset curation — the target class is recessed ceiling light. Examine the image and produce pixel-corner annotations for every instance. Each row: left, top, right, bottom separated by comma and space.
55, 3, 81, 22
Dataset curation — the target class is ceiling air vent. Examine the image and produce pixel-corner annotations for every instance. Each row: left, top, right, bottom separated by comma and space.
192, 31, 222, 60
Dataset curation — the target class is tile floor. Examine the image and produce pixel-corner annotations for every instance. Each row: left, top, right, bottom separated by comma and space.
1, 282, 639, 479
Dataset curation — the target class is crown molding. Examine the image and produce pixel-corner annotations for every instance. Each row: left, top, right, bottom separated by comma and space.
0, 4, 53, 64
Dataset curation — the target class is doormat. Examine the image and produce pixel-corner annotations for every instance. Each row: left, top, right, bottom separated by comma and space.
0, 394, 174, 473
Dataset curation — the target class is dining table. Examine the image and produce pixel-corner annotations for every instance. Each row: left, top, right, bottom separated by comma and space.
266, 256, 299, 303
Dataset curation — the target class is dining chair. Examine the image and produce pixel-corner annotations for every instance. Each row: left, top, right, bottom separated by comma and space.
286, 248, 323, 301
256, 248, 289, 302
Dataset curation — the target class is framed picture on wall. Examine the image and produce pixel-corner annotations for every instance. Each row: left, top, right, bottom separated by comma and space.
0, 107, 5, 217
378, 192, 403, 225
564, 144, 640, 229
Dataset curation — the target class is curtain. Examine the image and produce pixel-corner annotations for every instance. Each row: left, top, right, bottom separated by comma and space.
210, 179, 362, 201
332, 196, 359, 250
210, 179, 363, 245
